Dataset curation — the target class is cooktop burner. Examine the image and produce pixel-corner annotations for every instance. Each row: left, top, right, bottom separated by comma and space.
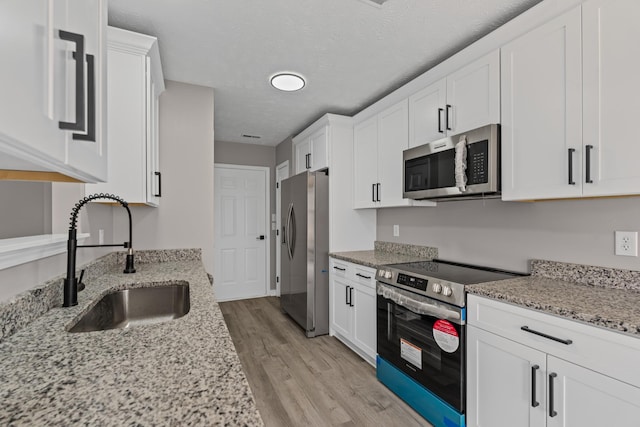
376, 259, 526, 307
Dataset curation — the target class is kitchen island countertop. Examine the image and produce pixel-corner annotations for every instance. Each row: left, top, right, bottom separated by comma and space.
0, 252, 263, 426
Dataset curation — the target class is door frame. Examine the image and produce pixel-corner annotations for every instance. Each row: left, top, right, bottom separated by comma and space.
213, 163, 270, 301
274, 160, 289, 296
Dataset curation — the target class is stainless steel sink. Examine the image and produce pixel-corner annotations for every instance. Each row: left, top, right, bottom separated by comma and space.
68, 283, 190, 333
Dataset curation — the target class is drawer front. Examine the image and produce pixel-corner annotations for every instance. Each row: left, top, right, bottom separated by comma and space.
352, 265, 376, 290
329, 258, 350, 279
468, 294, 640, 387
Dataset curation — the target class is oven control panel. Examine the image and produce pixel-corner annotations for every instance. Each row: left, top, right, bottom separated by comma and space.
396, 273, 428, 292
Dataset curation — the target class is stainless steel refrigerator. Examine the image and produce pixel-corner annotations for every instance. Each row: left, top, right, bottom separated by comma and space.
280, 170, 329, 338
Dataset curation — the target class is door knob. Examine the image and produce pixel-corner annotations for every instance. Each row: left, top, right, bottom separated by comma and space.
256, 235, 265, 240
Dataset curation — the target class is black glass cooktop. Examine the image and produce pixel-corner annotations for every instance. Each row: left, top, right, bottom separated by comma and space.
384, 259, 526, 285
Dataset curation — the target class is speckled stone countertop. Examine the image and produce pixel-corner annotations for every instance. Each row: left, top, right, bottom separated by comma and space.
329, 241, 438, 268
0, 250, 263, 426
467, 259, 640, 338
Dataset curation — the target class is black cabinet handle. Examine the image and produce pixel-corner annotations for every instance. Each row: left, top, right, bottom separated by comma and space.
521, 326, 573, 345
72, 54, 95, 141
349, 287, 354, 307
568, 148, 575, 185
446, 104, 452, 130
345, 286, 350, 306
356, 273, 371, 279
585, 144, 594, 183
531, 365, 540, 408
154, 172, 162, 197
376, 183, 381, 202
333, 266, 346, 271
549, 373, 558, 417
438, 108, 444, 133
372, 184, 376, 202
58, 30, 85, 132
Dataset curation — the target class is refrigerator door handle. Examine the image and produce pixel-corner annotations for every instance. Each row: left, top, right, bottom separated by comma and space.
289, 204, 296, 258
286, 202, 294, 260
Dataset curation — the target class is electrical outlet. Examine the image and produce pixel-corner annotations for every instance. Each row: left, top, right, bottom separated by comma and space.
99, 229, 104, 245
393, 225, 400, 237
615, 231, 638, 256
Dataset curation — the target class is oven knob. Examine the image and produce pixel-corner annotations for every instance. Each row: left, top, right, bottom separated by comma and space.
442, 286, 453, 297
432, 283, 442, 294
384, 271, 392, 279
377, 269, 384, 277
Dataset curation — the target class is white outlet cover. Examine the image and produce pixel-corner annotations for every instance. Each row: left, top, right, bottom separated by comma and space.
615, 231, 638, 257
393, 225, 400, 237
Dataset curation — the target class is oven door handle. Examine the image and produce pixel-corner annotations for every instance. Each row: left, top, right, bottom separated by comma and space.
377, 282, 463, 324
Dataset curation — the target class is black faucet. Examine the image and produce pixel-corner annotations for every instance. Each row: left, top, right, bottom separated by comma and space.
63, 193, 136, 307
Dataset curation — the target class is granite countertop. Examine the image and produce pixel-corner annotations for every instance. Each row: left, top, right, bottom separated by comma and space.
468, 264, 640, 338
0, 251, 263, 426
330, 241, 438, 268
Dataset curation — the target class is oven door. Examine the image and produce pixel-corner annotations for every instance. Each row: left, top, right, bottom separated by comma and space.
376, 283, 465, 413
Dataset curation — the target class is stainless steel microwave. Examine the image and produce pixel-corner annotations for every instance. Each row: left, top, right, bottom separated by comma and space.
403, 124, 500, 201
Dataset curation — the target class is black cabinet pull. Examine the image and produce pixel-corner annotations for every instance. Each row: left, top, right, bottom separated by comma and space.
72, 54, 95, 141
531, 365, 540, 408
376, 183, 381, 202
356, 273, 371, 279
349, 287, 354, 307
568, 148, 575, 185
585, 144, 594, 183
521, 326, 573, 345
154, 172, 162, 197
58, 30, 85, 132
549, 372, 558, 417
333, 266, 346, 271
372, 184, 376, 202
345, 286, 350, 306
446, 104, 452, 130
438, 108, 444, 133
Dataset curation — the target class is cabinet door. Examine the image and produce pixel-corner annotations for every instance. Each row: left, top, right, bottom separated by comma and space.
330, 276, 352, 338
501, 7, 582, 201
0, 0, 66, 163
294, 138, 310, 174
353, 115, 379, 208
446, 50, 500, 135
147, 67, 161, 206
309, 126, 328, 171
408, 79, 447, 147
546, 356, 640, 427
63, 0, 107, 182
352, 283, 376, 361
582, 0, 640, 197
377, 99, 409, 207
467, 325, 546, 427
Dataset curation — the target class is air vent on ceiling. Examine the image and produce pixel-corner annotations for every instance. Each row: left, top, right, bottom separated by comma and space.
242, 134, 262, 139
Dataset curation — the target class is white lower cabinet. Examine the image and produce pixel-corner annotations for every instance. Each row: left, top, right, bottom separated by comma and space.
467, 294, 640, 427
329, 258, 377, 365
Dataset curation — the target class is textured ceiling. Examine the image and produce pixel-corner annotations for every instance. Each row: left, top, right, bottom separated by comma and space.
108, 0, 542, 146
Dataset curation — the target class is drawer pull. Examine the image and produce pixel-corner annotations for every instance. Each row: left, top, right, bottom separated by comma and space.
521, 326, 573, 345
333, 266, 346, 271
356, 273, 371, 279
531, 364, 540, 408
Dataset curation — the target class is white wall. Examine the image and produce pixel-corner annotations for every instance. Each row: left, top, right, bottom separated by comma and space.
377, 197, 640, 273
113, 81, 215, 273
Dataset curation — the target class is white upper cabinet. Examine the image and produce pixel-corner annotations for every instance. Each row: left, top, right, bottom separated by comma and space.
354, 100, 436, 209
0, 0, 107, 182
582, 0, 640, 197
502, 0, 640, 201
86, 27, 165, 206
293, 124, 328, 174
409, 50, 500, 148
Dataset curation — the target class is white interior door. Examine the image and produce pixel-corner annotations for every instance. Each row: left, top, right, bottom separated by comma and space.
214, 164, 269, 301
275, 161, 289, 296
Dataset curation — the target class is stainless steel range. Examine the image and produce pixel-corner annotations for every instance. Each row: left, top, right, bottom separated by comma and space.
375, 259, 525, 427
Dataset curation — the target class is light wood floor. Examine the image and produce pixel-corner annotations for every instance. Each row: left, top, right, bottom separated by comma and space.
219, 297, 432, 427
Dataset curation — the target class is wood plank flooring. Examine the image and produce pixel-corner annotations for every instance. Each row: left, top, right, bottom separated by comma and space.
219, 297, 432, 427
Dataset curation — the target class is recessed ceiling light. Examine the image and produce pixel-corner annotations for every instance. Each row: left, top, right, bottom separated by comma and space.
270, 73, 305, 92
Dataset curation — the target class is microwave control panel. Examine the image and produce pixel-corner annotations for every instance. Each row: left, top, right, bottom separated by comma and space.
467, 140, 489, 185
